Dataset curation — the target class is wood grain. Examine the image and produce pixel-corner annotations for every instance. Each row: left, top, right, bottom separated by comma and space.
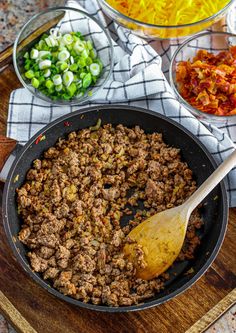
0, 65, 21, 135
0, 65, 235, 333
0, 136, 17, 170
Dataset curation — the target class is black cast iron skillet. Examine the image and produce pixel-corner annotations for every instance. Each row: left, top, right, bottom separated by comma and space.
1, 105, 228, 312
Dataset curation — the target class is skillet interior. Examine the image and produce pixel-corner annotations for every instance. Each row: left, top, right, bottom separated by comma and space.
2, 105, 228, 312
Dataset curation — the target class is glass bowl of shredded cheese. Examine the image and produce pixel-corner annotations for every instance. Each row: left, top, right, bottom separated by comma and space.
13, 7, 114, 105
98, 0, 234, 39
170, 31, 236, 122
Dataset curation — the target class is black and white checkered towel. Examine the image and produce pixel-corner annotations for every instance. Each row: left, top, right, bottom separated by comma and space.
7, 0, 236, 207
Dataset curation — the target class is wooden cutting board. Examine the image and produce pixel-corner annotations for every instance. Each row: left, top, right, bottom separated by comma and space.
0, 65, 235, 333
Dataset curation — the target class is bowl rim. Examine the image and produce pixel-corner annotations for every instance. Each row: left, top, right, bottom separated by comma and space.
169, 30, 236, 121
226, 4, 236, 34
13, 6, 114, 106
98, 0, 234, 30
2, 104, 229, 312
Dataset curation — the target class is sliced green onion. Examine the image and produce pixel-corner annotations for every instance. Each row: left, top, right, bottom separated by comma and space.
73, 74, 79, 82
45, 35, 57, 47
49, 35, 58, 47
24, 64, 30, 70
30, 49, 38, 59
90, 118, 101, 131
69, 63, 78, 72
45, 79, 54, 89
92, 76, 97, 84
44, 69, 51, 78
39, 60, 51, 70
55, 83, 63, 92
71, 50, 77, 58
82, 73, 92, 88
67, 82, 77, 97
74, 32, 82, 39
80, 72, 86, 79
32, 63, 39, 71
38, 51, 51, 60
60, 62, 68, 71
41, 33, 49, 40
53, 74, 62, 86
58, 50, 70, 61
74, 76, 82, 85
63, 71, 74, 87
90, 63, 100, 76
86, 57, 93, 66
50, 65, 59, 75
74, 40, 84, 54
63, 33, 74, 45
77, 81, 82, 89
78, 58, 86, 68
86, 40, 93, 50
38, 76, 45, 85
25, 70, 34, 79
23, 52, 29, 59
45, 37, 52, 47
89, 49, 97, 59
81, 49, 89, 59
31, 77, 39, 88
38, 40, 45, 49
58, 44, 67, 51
22, 30, 103, 101
62, 93, 70, 100
50, 28, 61, 39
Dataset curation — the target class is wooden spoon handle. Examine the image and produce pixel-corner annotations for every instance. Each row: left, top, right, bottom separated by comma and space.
0, 14, 63, 71
185, 149, 236, 215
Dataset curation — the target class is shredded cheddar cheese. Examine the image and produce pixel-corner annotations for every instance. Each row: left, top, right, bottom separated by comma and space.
107, 0, 230, 26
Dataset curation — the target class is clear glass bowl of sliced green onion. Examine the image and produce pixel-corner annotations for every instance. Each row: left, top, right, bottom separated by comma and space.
13, 7, 114, 105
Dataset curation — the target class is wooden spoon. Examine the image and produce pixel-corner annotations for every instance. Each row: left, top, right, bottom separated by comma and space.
123, 149, 236, 280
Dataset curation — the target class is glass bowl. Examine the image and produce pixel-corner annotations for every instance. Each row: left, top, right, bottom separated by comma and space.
98, 0, 234, 40
227, 2, 236, 34
170, 31, 236, 123
13, 7, 114, 105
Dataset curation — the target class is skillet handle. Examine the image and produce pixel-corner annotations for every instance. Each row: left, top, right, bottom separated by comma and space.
0, 135, 22, 182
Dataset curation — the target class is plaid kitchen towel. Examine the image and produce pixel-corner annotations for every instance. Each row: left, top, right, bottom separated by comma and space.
7, 0, 236, 207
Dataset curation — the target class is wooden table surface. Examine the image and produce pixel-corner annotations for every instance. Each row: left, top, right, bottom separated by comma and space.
0, 65, 235, 333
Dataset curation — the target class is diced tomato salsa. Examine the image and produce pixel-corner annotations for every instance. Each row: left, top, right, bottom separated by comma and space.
176, 46, 236, 116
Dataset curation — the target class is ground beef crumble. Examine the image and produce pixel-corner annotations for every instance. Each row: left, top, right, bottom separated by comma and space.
17, 124, 203, 307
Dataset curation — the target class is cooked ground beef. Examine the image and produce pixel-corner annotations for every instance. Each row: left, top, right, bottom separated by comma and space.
17, 124, 203, 307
